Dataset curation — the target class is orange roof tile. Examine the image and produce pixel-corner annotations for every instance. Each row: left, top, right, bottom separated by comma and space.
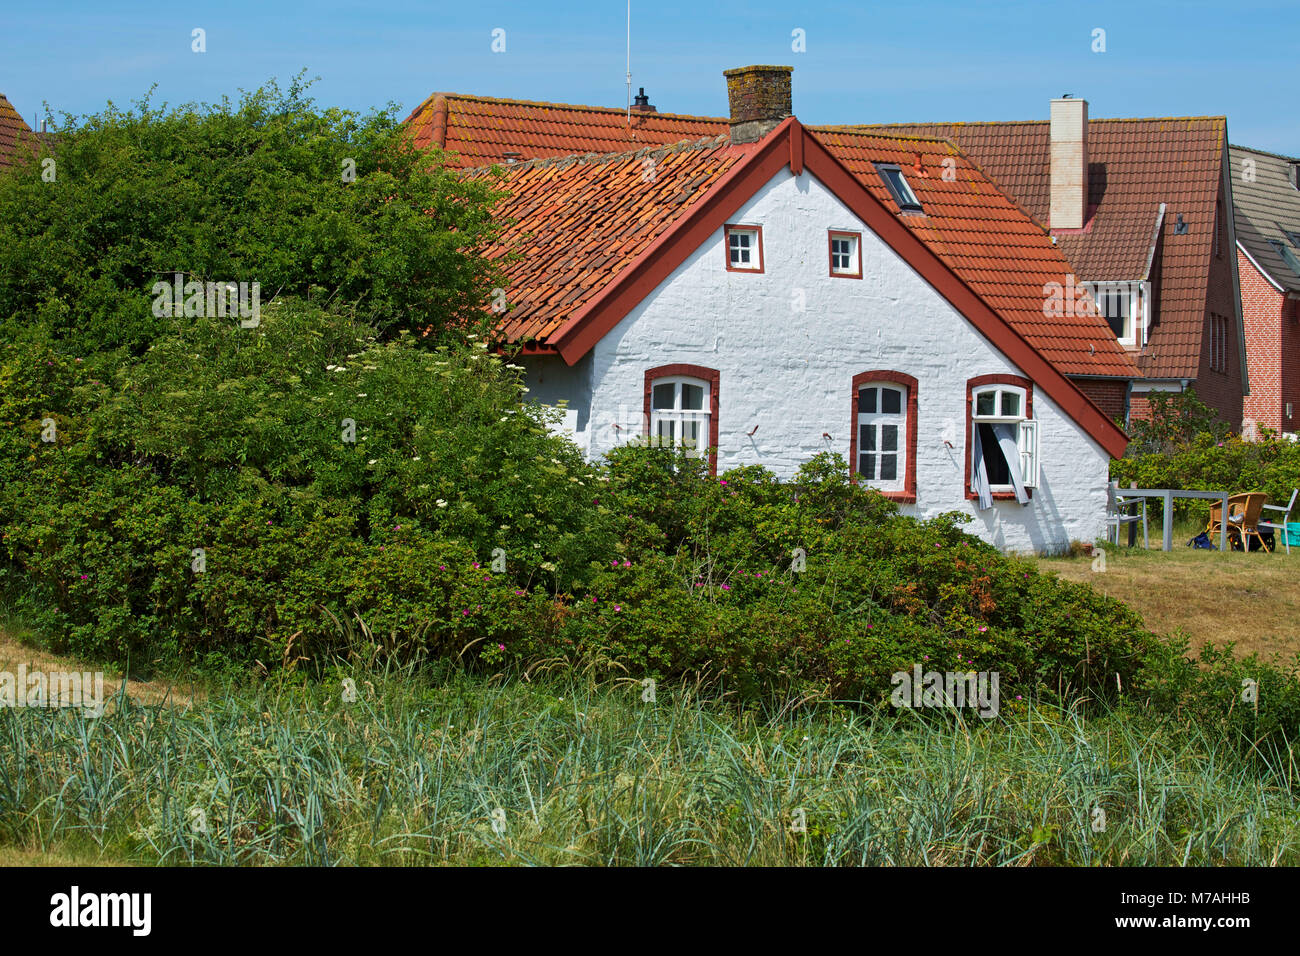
405, 92, 725, 169
468, 135, 753, 343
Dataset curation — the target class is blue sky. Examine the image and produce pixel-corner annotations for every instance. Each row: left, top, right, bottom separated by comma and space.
4, 0, 1297, 154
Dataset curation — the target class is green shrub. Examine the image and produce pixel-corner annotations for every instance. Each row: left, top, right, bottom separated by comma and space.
1111, 433, 1300, 524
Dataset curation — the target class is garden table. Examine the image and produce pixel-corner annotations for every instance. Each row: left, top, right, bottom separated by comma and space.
1117, 488, 1230, 552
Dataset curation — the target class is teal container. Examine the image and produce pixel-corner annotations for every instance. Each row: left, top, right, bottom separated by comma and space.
1288, 523, 1300, 547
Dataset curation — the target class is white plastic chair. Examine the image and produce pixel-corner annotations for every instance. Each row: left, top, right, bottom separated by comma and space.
1105, 481, 1148, 548
1259, 488, 1298, 555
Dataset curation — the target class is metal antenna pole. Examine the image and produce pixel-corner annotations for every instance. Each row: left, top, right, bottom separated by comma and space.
626, 0, 632, 124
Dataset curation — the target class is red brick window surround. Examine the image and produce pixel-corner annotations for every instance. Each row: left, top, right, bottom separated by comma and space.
724, 224, 764, 273
965, 374, 1034, 502
644, 364, 720, 475
828, 230, 863, 278
849, 371, 918, 503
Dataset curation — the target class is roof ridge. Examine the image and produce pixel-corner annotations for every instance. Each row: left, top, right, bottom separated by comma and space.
850, 115, 1228, 128
1230, 142, 1300, 163
809, 126, 963, 147
461, 134, 732, 175
416, 91, 728, 123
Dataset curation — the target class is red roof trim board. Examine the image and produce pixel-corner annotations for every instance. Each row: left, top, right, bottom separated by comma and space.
545, 119, 1128, 459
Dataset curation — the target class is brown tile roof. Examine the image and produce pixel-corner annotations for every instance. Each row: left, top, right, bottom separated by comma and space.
0, 93, 36, 171
1229, 144, 1300, 294
842, 117, 1229, 379
473, 124, 1136, 380
404, 92, 727, 169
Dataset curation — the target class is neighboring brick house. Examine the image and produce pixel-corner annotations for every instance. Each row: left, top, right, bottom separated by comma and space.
1228, 145, 1300, 438
459, 67, 1134, 553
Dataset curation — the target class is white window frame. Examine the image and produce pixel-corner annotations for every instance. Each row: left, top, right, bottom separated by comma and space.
856, 382, 908, 493
971, 384, 1038, 491
649, 376, 711, 458
725, 225, 762, 272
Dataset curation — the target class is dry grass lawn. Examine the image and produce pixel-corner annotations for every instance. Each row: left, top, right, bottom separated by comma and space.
0, 632, 202, 710
1037, 539, 1300, 664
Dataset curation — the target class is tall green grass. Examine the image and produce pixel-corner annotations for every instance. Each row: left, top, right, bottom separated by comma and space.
0, 666, 1295, 866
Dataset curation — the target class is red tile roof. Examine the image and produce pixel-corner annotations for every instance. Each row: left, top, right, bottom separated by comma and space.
404, 92, 726, 169
847, 118, 1229, 379
0, 93, 36, 171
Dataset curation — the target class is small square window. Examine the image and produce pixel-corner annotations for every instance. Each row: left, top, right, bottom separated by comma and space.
829, 231, 862, 278
725, 225, 763, 273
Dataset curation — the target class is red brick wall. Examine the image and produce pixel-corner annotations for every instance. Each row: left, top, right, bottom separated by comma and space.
1192, 190, 1245, 431
1071, 377, 1128, 425
1286, 296, 1300, 435
1239, 247, 1287, 432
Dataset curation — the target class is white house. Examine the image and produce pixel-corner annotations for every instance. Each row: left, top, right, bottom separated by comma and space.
470, 67, 1135, 553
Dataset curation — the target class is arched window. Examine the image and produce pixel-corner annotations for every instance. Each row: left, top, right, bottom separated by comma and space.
643, 365, 720, 474
850, 371, 918, 501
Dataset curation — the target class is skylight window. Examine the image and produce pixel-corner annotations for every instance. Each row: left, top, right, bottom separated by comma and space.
875, 164, 923, 213
1284, 229, 1300, 250
1268, 238, 1300, 278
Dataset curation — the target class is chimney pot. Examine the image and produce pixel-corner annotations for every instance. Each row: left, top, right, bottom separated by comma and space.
723, 65, 792, 144
631, 87, 655, 113
1050, 97, 1089, 230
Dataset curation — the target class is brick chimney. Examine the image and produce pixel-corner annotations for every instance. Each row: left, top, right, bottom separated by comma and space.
724, 65, 792, 144
1050, 97, 1089, 230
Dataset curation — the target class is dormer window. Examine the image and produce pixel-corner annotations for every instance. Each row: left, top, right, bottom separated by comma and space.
724, 225, 764, 273
828, 230, 862, 278
875, 164, 923, 213
1091, 280, 1144, 347
1290, 162, 1300, 191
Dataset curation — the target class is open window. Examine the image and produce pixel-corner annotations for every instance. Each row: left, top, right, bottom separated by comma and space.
850, 371, 918, 501
643, 364, 720, 474
967, 376, 1038, 508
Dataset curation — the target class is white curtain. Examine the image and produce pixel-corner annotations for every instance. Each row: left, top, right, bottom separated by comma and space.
993, 422, 1030, 505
